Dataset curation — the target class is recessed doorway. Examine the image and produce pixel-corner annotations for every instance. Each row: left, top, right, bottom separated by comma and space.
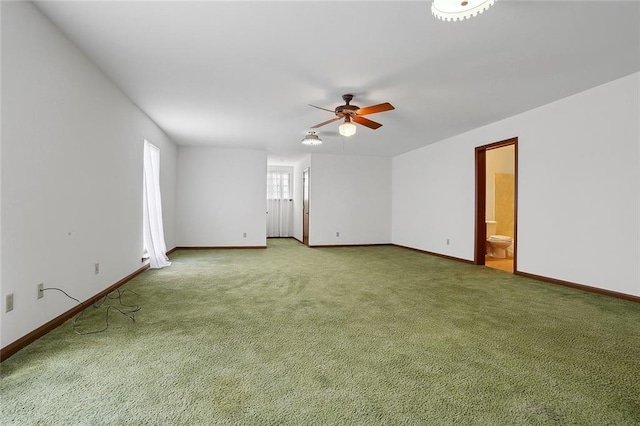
475, 138, 518, 272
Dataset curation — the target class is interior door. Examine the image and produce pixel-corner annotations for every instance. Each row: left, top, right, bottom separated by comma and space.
302, 167, 309, 246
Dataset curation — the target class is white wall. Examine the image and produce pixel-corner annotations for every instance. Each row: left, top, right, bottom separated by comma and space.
309, 154, 391, 246
393, 72, 640, 297
392, 139, 473, 259
176, 147, 267, 247
1, 2, 177, 348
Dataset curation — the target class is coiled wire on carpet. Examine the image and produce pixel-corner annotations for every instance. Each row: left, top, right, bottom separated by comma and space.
41, 287, 140, 335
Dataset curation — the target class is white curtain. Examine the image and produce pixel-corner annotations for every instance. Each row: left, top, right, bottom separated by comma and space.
266, 171, 293, 237
143, 140, 171, 269
267, 199, 293, 237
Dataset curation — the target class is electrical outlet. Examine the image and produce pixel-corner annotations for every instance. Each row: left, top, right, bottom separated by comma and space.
94, 263, 100, 275
6, 294, 14, 312
446, 238, 450, 245
243, 232, 247, 238
336, 231, 340, 237
37, 283, 44, 299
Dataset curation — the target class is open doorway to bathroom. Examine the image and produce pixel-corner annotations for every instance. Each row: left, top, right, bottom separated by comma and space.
475, 138, 518, 273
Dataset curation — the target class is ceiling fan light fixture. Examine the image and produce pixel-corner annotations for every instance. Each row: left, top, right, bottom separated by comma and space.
308, 94, 392, 135
301, 130, 323, 146
338, 121, 356, 137
432, 0, 496, 22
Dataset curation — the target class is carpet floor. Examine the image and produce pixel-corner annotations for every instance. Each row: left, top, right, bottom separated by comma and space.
2, 239, 639, 425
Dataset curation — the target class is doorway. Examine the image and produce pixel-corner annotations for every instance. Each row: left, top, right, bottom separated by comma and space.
302, 167, 310, 246
475, 138, 518, 272
266, 167, 293, 238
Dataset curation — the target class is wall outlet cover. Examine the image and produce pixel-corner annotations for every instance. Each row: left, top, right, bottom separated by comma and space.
37, 283, 44, 299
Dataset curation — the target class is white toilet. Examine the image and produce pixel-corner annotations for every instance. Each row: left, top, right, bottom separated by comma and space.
486, 220, 513, 259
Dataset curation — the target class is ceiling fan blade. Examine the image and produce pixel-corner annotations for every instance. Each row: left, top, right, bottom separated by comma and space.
308, 104, 335, 113
356, 102, 395, 116
310, 117, 341, 128
353, 116, 383, 130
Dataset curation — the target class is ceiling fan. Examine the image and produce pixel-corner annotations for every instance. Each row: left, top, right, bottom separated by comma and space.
309, 94, 395, 137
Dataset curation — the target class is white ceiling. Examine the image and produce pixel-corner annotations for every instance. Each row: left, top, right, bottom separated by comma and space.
34, 1, 639, 160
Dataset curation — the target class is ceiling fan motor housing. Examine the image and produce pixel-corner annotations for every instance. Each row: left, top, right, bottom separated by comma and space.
335, 95, 359, 117
335, 104, 360, 117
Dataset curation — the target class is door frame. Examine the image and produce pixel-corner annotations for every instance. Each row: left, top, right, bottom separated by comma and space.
474, 137, 518, 270
302, 167, 310, 246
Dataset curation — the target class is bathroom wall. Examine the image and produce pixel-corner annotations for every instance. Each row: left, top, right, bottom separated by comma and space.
485, 145, 515, 222
494, 173, 515, 238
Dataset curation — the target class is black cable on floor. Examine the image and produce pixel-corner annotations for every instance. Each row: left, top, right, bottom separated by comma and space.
41, 287, 141, 335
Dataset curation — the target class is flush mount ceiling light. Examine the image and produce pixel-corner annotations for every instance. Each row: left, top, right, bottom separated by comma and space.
432, 0, 496, 22
301, 130, 323, 146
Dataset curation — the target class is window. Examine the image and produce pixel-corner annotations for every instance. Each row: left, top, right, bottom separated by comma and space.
267, 172, 291, 200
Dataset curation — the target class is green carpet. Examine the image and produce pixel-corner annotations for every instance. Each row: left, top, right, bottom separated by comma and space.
2, 239, 639, 424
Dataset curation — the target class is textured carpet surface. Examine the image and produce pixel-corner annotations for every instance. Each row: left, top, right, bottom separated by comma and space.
2, 239, 640, 425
